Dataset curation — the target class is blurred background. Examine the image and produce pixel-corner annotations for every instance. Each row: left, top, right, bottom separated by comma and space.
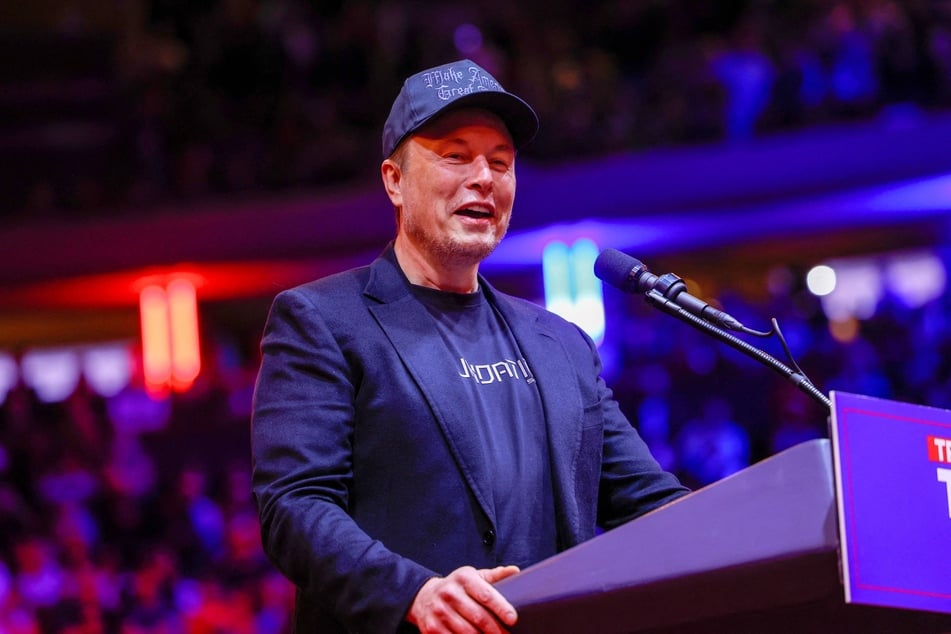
1, 0, 951, 630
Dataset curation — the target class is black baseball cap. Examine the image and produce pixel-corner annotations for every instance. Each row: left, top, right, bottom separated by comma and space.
382, 58, 539, 159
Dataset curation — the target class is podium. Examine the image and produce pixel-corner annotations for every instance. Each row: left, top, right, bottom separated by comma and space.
496, 439, 951, 633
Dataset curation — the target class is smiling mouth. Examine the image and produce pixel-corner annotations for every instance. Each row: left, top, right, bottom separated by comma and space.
455, 208, 492, 219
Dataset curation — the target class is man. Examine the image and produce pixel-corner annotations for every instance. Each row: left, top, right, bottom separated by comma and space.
251, 59, 688, 633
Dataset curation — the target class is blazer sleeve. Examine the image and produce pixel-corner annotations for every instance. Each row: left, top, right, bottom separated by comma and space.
250, 287, 434, 632
575, 328, 690, 529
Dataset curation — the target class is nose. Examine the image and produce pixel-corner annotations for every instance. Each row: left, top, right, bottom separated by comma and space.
467, 156, 493, 192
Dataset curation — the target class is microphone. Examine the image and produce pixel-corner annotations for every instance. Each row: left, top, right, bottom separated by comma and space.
594, 248, 746, 332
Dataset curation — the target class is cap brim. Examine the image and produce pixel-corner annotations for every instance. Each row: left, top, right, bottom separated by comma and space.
443, 91, 539, 149
393, 91, 539, 156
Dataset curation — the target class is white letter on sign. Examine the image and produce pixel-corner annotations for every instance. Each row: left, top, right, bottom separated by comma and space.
939, 468, 951, 519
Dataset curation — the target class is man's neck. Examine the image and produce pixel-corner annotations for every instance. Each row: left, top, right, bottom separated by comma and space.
393, 238, 480, 294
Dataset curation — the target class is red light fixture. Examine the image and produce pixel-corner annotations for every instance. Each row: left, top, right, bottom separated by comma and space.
138, 275, 201, 394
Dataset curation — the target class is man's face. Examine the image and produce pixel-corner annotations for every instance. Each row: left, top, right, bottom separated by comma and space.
383, 108, 517, 270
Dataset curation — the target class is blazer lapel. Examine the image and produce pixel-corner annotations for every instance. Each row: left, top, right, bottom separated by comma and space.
488, 290, 586, 546
364, 249, 497, 528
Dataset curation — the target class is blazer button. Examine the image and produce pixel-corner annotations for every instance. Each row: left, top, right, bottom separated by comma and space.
482, 529, 496, 547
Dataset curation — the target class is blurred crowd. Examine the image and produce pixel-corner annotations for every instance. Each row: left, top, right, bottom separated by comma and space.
3, 252, 951, 629
8, 0, 951, 219
0, 368, 295, 632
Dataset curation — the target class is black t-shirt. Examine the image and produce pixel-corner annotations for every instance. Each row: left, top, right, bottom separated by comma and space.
413, 284, 559, 568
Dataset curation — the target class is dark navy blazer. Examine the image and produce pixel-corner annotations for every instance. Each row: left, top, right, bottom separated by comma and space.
251, 244, 688, 633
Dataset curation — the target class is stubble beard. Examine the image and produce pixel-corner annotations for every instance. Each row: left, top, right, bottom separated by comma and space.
404, 215, 508, 269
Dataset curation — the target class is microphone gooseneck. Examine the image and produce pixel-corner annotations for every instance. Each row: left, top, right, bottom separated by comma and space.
593, 248, 831, 413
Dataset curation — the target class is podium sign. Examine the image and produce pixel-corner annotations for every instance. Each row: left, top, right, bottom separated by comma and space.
830, 391, 951, 615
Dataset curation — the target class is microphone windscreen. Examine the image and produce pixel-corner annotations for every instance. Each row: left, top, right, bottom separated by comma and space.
594, 248, 639, 292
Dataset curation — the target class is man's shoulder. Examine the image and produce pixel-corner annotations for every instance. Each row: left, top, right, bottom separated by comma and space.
295, 265, 371, 296
269, 265, 373, 315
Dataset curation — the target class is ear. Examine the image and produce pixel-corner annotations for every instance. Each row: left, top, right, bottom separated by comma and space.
380, 159, 403, 208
